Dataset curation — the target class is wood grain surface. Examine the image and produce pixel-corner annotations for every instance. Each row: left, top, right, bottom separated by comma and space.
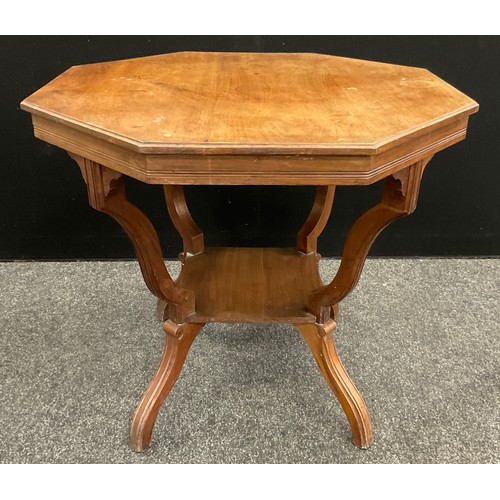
130, 321, 205, 452
20, 52, 479, 452
294, 320, 373, 448
21, 51, 478, 155
178, 247, 322, 324
21, 52, 478, 185
308, 159, 430, 323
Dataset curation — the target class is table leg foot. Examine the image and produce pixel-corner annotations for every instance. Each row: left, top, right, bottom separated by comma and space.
130, 321, 205, 452
294, 320, 373, 449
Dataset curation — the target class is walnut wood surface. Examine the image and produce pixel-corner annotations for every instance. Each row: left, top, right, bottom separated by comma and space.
130, 321, 205, 452
69, 153, 195, 323
178, 247, 322, 323
297, 185, 336, 254
22, 53, 478, 452
294, 320, 373, 448
21, 52, 477, 154
163, 185, 204, 255
21, 52, 478, 186
308, 159, 430, 323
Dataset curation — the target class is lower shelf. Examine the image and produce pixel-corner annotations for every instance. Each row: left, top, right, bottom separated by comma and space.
178, 247, 322, 324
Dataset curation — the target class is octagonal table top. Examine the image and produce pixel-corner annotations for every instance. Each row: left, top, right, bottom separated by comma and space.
21, 51, 478, 185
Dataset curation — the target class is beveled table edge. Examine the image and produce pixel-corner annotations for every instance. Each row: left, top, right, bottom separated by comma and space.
20, 99, 479, 157
29, 112, 472, 186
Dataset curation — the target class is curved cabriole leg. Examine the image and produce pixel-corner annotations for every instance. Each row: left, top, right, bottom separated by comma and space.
157, 185, 204, 320
299, 159, 432, 448
130, 321, 205, 452
308, 159, 432, 323
297, 185, 338, 319
294, 320, 373, 448
68, 154, 202, 451
69, 154, 194, 323
163, 185, 204, 255
297, 185, 336, 255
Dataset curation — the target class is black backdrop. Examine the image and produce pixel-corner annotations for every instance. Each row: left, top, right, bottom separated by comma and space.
1, 36, 498, 259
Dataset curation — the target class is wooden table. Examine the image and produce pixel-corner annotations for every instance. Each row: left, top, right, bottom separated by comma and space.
21, 52, 478, 452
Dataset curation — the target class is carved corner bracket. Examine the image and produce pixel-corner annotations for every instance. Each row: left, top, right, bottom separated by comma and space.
68, 153, 195, 323
308, 157, 432, 323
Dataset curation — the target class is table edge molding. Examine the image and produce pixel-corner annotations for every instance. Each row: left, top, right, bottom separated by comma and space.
32, 115, 467, 186
22, 100, 477, 156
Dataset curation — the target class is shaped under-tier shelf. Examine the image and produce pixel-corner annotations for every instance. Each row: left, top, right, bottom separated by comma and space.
178, 247, 322, 324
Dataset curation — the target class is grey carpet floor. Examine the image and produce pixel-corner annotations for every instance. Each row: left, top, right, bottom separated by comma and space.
0, 258, 498, 463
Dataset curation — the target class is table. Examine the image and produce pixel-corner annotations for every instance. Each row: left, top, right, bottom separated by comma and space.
21, 51, 478, 452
